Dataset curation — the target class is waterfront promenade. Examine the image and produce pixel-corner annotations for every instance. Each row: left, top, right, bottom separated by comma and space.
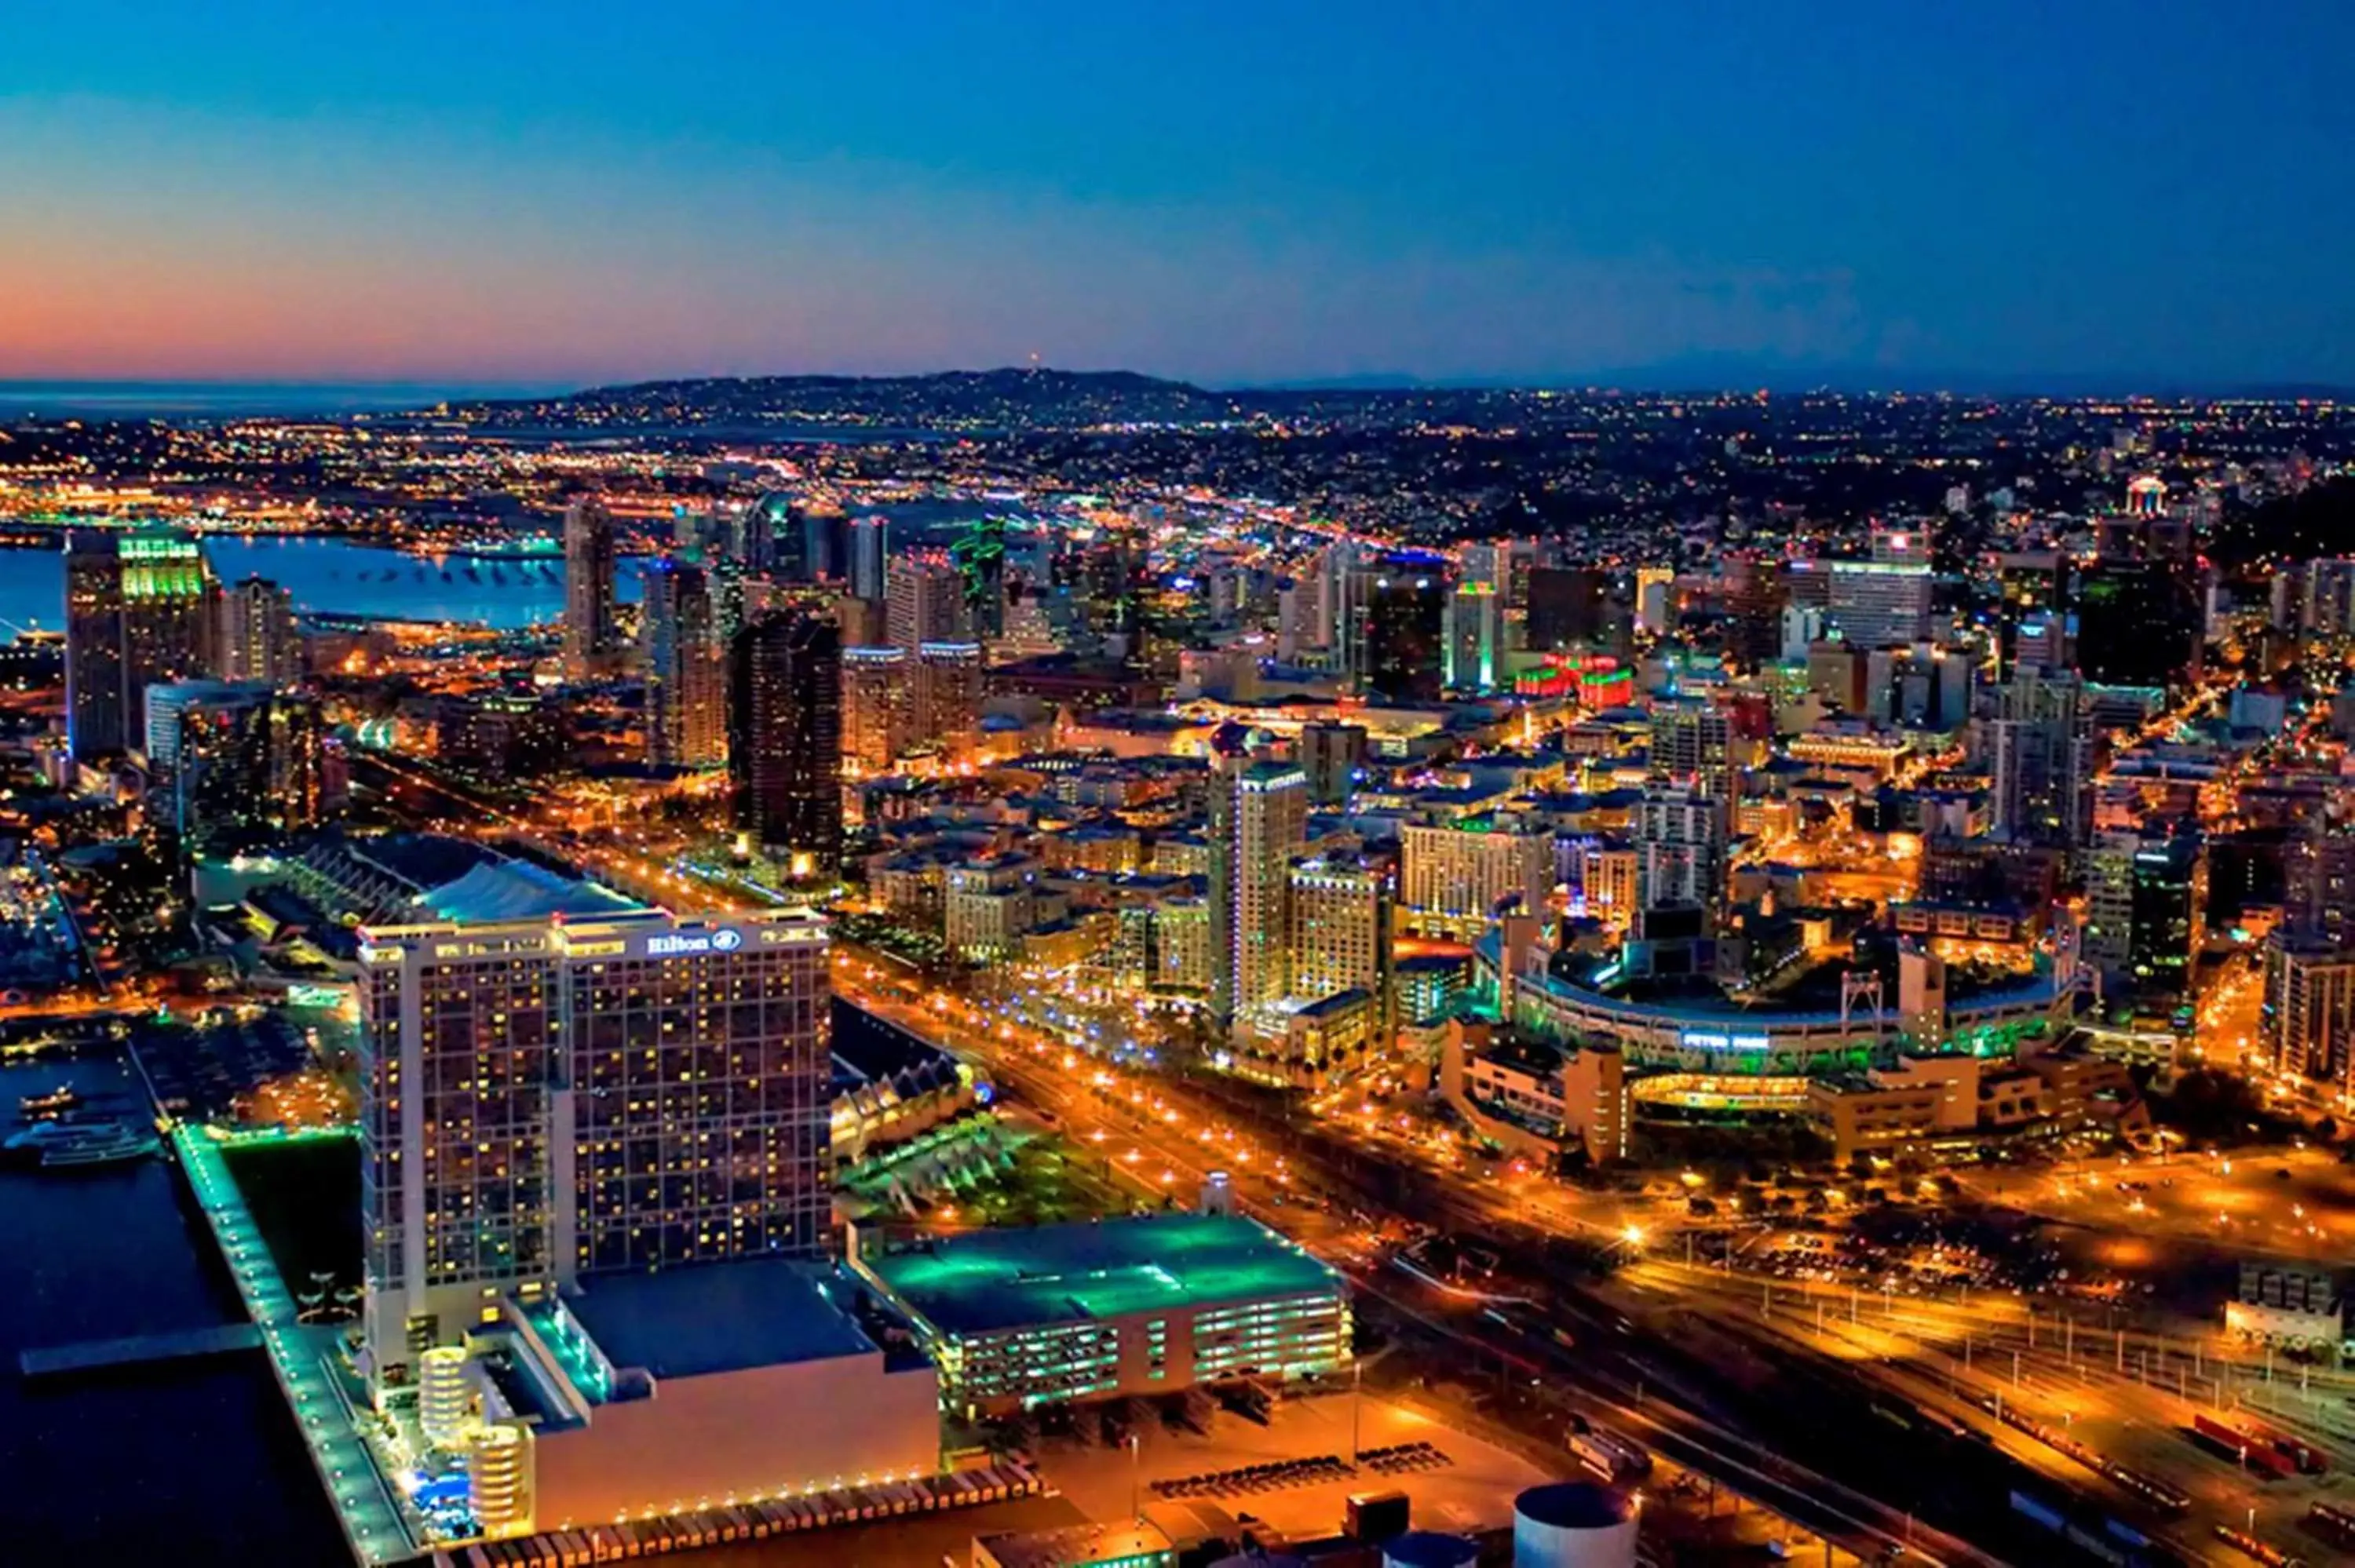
175, 1125, 417, 1565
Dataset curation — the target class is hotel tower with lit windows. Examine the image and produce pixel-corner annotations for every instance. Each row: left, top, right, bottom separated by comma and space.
355, 861, 831, 1393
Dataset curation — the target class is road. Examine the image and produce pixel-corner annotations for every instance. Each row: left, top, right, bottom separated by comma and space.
837, 952, 2025, 1568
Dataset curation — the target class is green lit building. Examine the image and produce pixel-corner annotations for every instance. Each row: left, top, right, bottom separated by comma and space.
65, 529, 212, 761
849, 1212, 1350, 1414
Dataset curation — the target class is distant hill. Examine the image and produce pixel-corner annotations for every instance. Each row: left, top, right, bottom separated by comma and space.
448, 367, 1249, 431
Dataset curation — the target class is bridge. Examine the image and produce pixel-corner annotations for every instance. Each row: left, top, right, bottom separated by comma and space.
20, 1322, 263, 1379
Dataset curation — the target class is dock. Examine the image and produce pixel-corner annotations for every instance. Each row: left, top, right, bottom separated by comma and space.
20, 1322, 263, 1378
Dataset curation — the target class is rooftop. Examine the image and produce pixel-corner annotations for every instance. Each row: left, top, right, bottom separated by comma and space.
412, 859, 643, 924
564, 1258, 882, 1380
865, 1213, 1341, 1337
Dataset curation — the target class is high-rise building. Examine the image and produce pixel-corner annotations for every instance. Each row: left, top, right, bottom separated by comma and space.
1524, 566, 1616, 655
65, 530, 212, 761
213, 575, 300, 684
1209, 759, 1308, 1037
640, 559, 727, 770
356, 884, 831, 1389
1443, 582, 1502, 692
144, 680, 324, 857
729, 611, 842, 878
2083, 827, 2206, 1008
562, 495, 622, 681
1287, 853, 1392, 1015
841, 645, 913, 775
885, 550, 969, 652
2076, 560, 2201, 689
1824, 530, 1933, 650
1358, 572, 1448, 705
915, 640, 984, 753
1634, 786, 1725, 917
2265, 933, 2355, 1089
1399, 816, 1552, 940
1988, 669, 2092, 851
437, 687, 563, 783
2299, 559, 2355, 640
2284, 814, 2355, 946
1297, 721, 1367, 807
849, 515, 889, 603
1646, 700, 1736, 804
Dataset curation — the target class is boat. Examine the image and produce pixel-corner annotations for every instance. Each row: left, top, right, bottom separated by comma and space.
19, 1085, 79, 1118
4, 1117, 161, 1170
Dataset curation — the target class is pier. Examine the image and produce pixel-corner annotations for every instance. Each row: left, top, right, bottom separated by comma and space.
20, 1322, 263, 1379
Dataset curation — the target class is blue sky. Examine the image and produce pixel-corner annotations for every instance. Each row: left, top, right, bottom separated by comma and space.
5, 1, 2351, 387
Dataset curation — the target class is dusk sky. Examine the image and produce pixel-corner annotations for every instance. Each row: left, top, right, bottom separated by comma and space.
7, 1, 2353, 390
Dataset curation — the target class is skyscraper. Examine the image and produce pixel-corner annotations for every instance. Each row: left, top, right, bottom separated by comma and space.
1297, 721, 1367, 807
213, 574, 300, 684
885, 549, 969, 652
65, 529, 212, 761
1634, 786, 1725, 918
1987, 669, 2092, 851
1209, 758, 1308, 1037
1824, 531, 1933, 651
729, 611, 842, 878
915, 640, 984, 753
2076, 560, 2201, 689
849, 515, 889, 603
2083, 826, 2207, 1008
841, 645, 913, 775
562, 494, 621, 681
1443, 582, 1501, 692
144, 680, 324, 858
1287, 852, 1393, 1015
356, 884, 831, 1391
640, 559, 726, 770
1360, 573, 1448, 705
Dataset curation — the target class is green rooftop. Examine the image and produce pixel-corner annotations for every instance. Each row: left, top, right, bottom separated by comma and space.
864, 1213, 1341, 1337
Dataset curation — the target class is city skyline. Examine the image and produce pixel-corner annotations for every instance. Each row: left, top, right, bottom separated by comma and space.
9, 2, 2355, 388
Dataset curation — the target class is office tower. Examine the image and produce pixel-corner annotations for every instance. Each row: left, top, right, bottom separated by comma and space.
1398, 816, 1553, 939
2013, 611, 2071, 674
1524, 566, 1614, 654
562, 494, 621, 681
1297, 721, 1367, 808
1209, 759, 1309, 1037
741, 491, 794, 574
1443, 582, 1501, 692
915, 640, 984, 753
144, 680, 323, 857
64, 530, 212, 761
1824, 529, 1933, 650
1634, 786, 1725, 917
2076, 560, 2201, 688
1992, 552, 2071, 675
356, 888, 831, 1389
840, 645, 913, 774
1988, 669, 2093, 851
1076, 531, 1150, 663
1356, 572, 1448, 704
641, 559, 727, 770
885, 549, 969, 652
213, 575, 299, 684
1715, 556, 1786, 667
1287, 853, 1392, 1012
849, 515, 889, 603
801, 508, 849, 585
729, 611, 842, 878
2083, 827, 2206, 1008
